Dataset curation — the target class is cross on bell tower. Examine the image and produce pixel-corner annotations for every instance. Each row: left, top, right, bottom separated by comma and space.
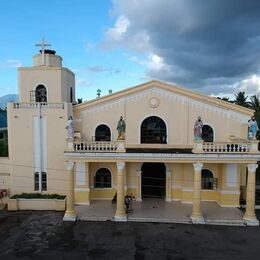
35, 38, 51, 66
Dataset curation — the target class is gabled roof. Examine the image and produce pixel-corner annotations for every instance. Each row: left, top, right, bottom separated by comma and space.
0, 110, 7, 129
73, 80, 253, 116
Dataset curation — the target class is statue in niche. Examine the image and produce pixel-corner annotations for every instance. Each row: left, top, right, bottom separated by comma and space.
248, 116, 259, 140
194, 116, 203, 140
117, 116, 126, 140
66, 116, 74, 139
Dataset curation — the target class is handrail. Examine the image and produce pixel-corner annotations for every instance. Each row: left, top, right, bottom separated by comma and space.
13, 102, 64, 109
203, 142, 250, 153
74, 141, 118, 152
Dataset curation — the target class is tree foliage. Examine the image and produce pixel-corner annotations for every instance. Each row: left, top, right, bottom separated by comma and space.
234, 91, 249, 108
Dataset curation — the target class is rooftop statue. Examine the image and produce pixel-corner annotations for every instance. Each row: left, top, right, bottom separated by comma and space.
117, 116, 126, 140
66, 116, 74, 139
194, 116, 203, 140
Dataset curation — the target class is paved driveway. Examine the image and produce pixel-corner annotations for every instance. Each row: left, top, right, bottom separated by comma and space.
0, 211, 260, 259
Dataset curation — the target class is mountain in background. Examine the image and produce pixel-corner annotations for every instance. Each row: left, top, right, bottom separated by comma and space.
0, 94, 19, 109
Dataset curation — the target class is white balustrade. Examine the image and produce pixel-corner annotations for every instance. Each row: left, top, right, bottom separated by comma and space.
203, 142, 250, 153
74, 141, 118, 152
13, 102, 64, 109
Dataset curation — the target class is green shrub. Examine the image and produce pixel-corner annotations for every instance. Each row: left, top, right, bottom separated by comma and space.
11, 193, 66, 200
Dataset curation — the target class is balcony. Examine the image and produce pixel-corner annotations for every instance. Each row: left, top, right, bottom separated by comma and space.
74, 141, 118, 152
13, 102, 64, 109
193, 140, 259, 154
66, 139, 259, 154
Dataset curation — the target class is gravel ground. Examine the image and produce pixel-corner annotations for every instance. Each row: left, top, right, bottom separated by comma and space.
0, 210, 260, 259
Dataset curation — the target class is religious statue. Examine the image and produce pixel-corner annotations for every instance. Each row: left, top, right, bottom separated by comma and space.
66, 116, 74, 139
248, 116, 259, 140
117, 116, 126, 140
194, 116, 203, 140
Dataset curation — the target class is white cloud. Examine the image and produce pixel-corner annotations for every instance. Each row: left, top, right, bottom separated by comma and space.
236, 74, 260, 95
76, 78, 92, 87
0, 59, 22, 68
105, 15, 130, 41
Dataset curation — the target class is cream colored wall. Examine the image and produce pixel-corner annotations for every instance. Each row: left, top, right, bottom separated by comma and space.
0, 157, 10, 190
18, 68, 75, 103
81, 103, 123, 141
77, 85, 251, 145
88, 162, 117, 200
7, 102, 71, 196
126, 162, 141, 190
33, 54, 62, 67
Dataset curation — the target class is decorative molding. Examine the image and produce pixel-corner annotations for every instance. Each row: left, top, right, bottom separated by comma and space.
166, 171, 172, 177
182, 188, 194, 192
193, 162, 203, 171
149, 97, 160, 108
136, 170, 142, 177
65, 161, 74, 171
78, 85, 250, 124
220, 190, 240, 195
116, 161, 125, 170
247, 163, 258, 173
172, 184, 182, 189
65, 151, 260, 161
75, 188, 90, 192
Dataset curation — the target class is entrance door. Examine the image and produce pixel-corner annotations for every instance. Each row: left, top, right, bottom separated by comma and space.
141, 163, 166, 199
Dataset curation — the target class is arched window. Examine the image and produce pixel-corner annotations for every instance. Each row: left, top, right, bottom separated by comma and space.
95, 125, 111, 141
202, 125, 214, 142
94, 168, 112, 188
202, 169, 214, 190
141, 116, 167, 144
35, 84, 47, 102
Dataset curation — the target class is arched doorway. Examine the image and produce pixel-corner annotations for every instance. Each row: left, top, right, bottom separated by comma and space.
141, 163, 166, 199
202, 125, 214, 142
141, 116, 167, 144
95, 124, 111, 141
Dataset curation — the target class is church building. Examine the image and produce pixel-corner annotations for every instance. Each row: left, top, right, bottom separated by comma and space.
0, 43, 259, 225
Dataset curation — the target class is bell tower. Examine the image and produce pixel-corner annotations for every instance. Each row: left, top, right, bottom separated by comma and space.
18, 38, 75, 104
7, 39, 74, 196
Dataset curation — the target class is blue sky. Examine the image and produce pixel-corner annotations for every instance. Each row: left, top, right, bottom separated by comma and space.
1, 0, 260, 101
0, 0, 145, 101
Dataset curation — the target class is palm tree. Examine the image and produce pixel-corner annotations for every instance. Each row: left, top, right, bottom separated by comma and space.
234, 91, 249, 108
249, 95, 260, 111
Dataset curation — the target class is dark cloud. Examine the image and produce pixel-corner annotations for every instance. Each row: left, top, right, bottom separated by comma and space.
105, 0, 260, 95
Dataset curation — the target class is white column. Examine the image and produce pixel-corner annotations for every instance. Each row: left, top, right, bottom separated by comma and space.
63, 161, 76, 221
114, 162, 127, 221
136, 170, 142, 201
244, 163, 259, 226
191, 162, 205, 224
166, 170, 172, 202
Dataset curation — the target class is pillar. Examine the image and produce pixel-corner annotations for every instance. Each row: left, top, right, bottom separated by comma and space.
136, 170, 142, 201
63, 161, 76, 221
166, 170, 172, 202
114, 161, 127, 221
244, 163, 259, 226
75, 162, 90, 205
191, 162, 205, 224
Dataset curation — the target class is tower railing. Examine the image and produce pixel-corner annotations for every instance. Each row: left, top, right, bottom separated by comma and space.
13, 102, 64, 109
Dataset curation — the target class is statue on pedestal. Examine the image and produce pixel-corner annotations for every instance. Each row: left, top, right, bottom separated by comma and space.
194, 116, 203, 140
66, 116, 74, 139
248, 116, 259, 140
117, 116, 126, 140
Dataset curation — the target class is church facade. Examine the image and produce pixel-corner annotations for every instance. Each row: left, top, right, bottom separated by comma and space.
0, 46, 259, 225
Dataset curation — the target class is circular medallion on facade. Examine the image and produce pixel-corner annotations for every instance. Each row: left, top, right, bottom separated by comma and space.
149, 97, 160, 108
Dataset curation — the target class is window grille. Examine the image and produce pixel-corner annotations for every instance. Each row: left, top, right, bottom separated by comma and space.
34, 172, 47, 191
